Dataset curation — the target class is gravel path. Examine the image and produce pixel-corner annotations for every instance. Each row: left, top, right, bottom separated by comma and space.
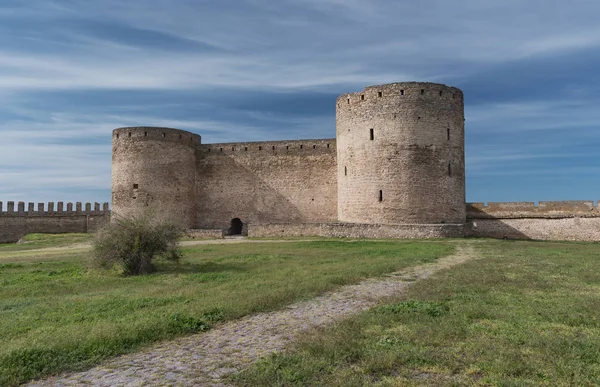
26, 243, 478, 387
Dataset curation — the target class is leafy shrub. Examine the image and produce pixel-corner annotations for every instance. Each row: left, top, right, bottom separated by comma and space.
91, 212, 183, 275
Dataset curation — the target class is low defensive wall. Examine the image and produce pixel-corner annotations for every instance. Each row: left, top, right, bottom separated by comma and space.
2, 200, 599, 243
0, 201, 110, 243
249, 200, 600, 241
466, 201, 600, 241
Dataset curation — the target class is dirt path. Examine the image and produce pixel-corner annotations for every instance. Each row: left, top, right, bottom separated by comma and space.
4, 237, 311, 257
27, 243, 479, 387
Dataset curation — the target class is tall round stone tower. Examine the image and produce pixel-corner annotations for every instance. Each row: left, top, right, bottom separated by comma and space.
336, 82, 465, 225
111, 127, 200, 228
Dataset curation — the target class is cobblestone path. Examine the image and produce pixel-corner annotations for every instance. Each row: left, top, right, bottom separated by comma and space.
27, 244, 477, 387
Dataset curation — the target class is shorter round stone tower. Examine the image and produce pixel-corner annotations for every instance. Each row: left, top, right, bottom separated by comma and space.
336, 82, 465, 225
111, 127, 200, 228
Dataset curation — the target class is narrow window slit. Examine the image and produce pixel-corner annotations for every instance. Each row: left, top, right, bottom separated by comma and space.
344, 166, 347, 176
360, 94, 365, 100
379, 190, 383, 202
447, 128, 450, 140
370, 128, 374, 141
400, 90, 404, 96
439, 91, 443, 96
448, 164, 452, 176
378, 91, 382, 97
259, 146, 262, 150
421, 89, 425, 95
300, 144, 303, 149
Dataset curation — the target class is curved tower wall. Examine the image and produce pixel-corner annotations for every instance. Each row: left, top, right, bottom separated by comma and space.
336, 82, 465, 225
111, 127, 200, 228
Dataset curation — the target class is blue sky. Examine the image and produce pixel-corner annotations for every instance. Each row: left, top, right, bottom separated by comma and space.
0, 0, 599, 206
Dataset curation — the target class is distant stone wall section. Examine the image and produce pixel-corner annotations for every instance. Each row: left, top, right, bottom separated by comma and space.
0, 201, 110, 243
466, 201, 600, 241
249, 222, 464, 239
466, 218, 600, 242
196, 139, 337, 230
467, 201, 599, 218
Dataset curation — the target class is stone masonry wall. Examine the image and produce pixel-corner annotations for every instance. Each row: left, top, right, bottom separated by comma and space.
466, 201, 600, 241
467, 201, 599, 218
112, 127, 200, 229
196, 139, 337, 231
0, 201, 110, 243
336, 82, 465, 225
249, 222, 464, 239
466, 218, 600, 242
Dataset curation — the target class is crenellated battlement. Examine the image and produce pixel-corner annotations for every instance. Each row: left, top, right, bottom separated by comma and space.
0, 201, 110, 216
467, 201, 600, 219
113, 127, 201, 148
0, 201, 110, 243
336, 82, 463, 107
198, 138, 336, 155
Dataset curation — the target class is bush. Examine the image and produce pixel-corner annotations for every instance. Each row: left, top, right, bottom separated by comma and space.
91, 212, 184, 275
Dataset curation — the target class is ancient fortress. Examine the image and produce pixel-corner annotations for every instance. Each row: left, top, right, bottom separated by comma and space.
111, 82, 465, 237
1, 82, 599, 242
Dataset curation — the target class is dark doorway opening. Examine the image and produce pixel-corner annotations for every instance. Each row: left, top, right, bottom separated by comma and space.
229, 218, 243, 235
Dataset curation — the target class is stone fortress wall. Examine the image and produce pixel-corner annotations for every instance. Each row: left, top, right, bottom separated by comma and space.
111, 127, 200, 228
249, 201, 600, 241
0, 201, 109, 243
465, 201, 600, 241
2, 81, 600, 243
2, 198, 598, 242
108, 81, 469, 238
336, 82, 465, 225
196, 139, 337, 230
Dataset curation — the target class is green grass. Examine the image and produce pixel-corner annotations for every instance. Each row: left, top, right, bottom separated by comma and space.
234, 239, 600, 386
0, 235, 453, 386
0, 233, 91, 252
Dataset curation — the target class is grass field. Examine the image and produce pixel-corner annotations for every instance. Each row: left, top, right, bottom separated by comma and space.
234, 239, 600, 386
0, 234, 454, 386
0, 233, 91, 252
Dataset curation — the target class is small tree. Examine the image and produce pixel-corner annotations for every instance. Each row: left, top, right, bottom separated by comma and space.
91, 211, 183, 275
